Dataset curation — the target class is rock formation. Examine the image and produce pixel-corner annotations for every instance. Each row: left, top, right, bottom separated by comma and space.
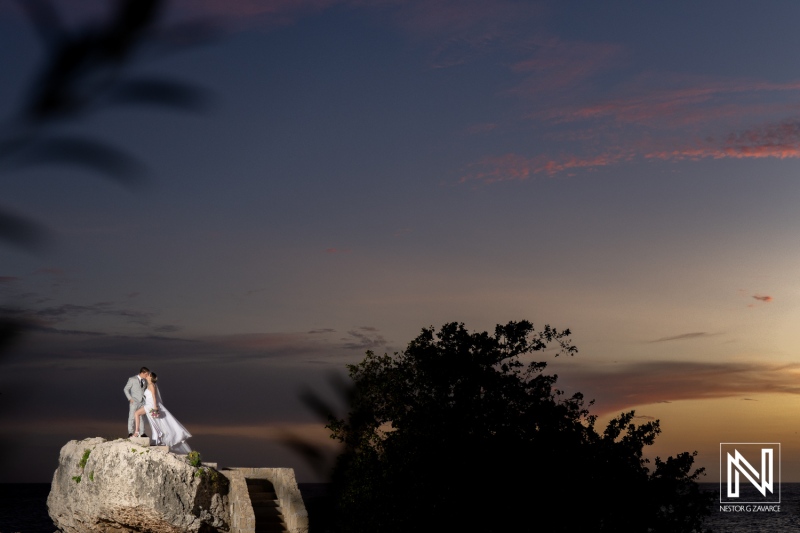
48, 437, 229, 532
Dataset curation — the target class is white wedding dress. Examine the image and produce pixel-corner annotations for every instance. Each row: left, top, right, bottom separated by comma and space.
144, 387, 192, 454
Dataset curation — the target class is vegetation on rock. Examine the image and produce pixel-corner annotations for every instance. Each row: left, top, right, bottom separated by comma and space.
79, 449, 91, 470
187, 451, 202, 468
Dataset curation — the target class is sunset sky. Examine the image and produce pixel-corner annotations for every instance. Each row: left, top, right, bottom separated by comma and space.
2, 0, 800, 484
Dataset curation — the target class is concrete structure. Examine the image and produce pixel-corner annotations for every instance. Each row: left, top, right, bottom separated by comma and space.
220, 467, 309, 533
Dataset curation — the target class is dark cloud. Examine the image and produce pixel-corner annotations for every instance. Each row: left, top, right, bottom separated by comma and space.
32, 302, 153, 322
648, 332, 709, 343
0, 324, 372, 369
0, 301, 154, 327
245, 288, 267, 295
26, 324, 108, 337
16, 293, 52, 305
341, 328, 387, 351
752, 295, 773, 302
34, 267, 64, 276
557, 360, 800, 416
153, 325, 181, 334
141, 335, 198, 343
0, 297, 179, 335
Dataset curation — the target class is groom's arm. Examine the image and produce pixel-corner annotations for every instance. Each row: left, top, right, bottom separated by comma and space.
123, 378, 134, 402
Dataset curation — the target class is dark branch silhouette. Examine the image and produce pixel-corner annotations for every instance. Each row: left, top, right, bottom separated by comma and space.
0, 0, 214, 248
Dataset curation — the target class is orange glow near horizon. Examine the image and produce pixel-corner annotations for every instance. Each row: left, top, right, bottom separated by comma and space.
598, 394, 800, 483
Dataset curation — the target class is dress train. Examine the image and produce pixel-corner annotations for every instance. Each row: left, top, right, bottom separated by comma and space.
144, 388, 192, 454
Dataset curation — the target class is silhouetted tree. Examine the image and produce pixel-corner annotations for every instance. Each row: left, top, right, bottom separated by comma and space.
326, 321, 712, 533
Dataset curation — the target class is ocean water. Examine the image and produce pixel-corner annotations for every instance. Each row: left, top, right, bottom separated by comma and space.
700, 482, 800, 533
1, 483, 798, 532
0, 484, 54, 533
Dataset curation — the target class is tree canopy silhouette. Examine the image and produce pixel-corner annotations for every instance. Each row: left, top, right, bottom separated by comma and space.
326, 321, 712, 533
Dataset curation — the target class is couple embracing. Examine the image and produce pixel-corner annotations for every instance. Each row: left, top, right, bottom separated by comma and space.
124, 367, 192, 454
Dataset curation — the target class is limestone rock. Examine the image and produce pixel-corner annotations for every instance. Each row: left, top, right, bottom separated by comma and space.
48, 437, 230, 532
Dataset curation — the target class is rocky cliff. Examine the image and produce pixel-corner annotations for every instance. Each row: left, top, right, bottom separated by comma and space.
48, 437, 230, 533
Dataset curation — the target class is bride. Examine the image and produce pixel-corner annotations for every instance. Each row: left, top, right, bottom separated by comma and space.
133, 372, 192, 454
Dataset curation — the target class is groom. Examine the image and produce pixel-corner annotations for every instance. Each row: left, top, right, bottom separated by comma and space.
124, 367, 151, 438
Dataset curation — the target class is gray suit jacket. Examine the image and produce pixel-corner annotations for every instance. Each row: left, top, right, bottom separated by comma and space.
124, 376, 146, 405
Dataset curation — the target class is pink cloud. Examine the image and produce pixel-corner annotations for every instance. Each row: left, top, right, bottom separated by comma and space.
753, 295, 773, 303
646, 120, 800, 162
462, 117, 800, 183
0, 276, 19, 283
324, 247, 351, 254
646, 145, 800, 162
542, 79, 800, 128
460, 151, 634, 183
460, 153, 534, 183
463, 122, 499, 135
507, 38, 626, 96
464, 62, 800, 183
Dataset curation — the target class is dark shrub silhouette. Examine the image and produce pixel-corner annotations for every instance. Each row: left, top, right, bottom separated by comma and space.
326, 321, 712, 533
